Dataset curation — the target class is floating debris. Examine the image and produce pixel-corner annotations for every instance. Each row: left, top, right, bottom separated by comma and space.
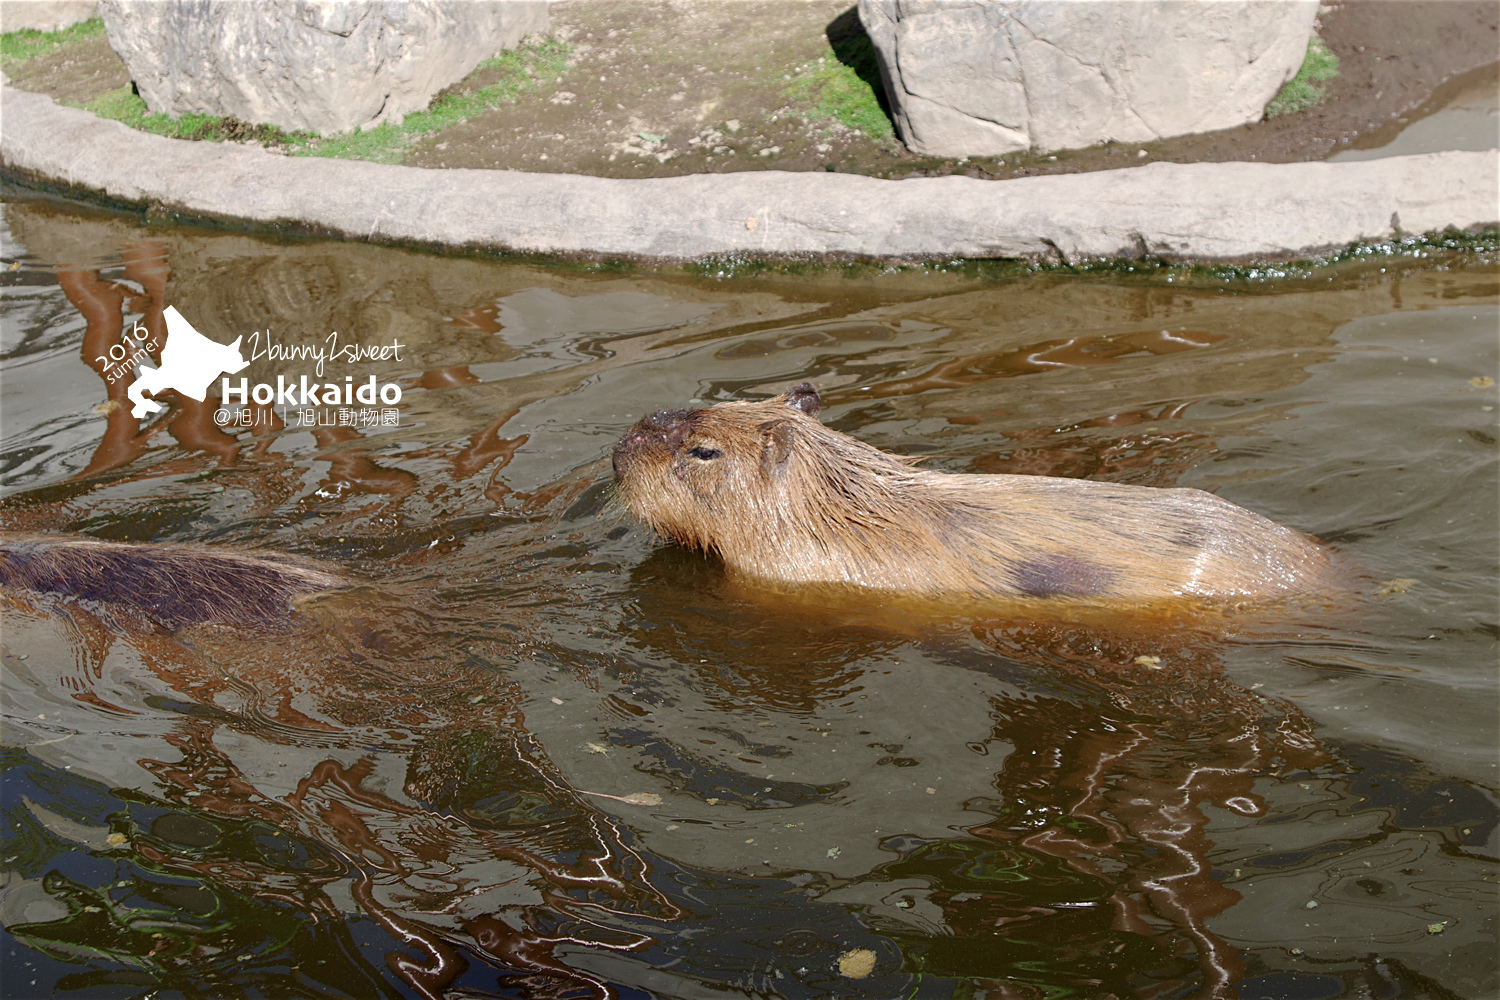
579, 790, 662, 806
1377, 578, 1417, 595
838, 948, 877, 979
1133, 655, 1164, 669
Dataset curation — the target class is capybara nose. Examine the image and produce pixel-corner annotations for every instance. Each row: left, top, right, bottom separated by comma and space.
611, 439, 638, 480
612, 407, 693, 464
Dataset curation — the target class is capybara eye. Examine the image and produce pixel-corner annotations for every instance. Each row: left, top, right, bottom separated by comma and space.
687, 446, 723, 461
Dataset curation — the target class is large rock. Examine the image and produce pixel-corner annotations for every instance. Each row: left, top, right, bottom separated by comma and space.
96, 0, 548, 135
859, 0, 1319, 157
0, 1, 97, 32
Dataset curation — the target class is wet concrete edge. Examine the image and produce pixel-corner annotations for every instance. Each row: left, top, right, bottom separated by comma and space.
1, 86, 1496, 264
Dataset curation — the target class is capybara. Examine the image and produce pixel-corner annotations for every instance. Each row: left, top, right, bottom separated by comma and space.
611, 384, 1330, 605
0, 535, 342, 628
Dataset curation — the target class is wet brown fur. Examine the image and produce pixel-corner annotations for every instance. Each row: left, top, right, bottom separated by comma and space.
0, 535, 343, 629
612, 384, 1330, 605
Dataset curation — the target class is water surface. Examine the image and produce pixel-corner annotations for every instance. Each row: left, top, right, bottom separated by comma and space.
1, 197, 1496, 1000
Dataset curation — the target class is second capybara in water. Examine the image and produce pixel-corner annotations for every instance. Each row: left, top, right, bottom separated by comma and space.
0, 535, 343, 629
611, 384, 1331, 605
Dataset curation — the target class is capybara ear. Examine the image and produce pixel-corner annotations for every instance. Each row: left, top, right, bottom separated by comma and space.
758, 419, 796, 476
783, 383, 821, 417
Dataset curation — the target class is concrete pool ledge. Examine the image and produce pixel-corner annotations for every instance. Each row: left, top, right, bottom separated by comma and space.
2, 85, 1496, 262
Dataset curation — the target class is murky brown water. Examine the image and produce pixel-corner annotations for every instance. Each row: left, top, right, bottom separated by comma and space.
1, 196, 1496, 1000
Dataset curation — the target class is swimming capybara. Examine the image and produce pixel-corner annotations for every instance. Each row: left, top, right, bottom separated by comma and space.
0, 535, 342, 628
611, 384, 1330, 605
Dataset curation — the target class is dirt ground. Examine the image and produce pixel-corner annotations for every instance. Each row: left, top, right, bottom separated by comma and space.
5, 0, 1497, 181
3, 30, 129, 106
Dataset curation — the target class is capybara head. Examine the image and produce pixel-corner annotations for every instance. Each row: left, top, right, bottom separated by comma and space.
612, 383, 911, 559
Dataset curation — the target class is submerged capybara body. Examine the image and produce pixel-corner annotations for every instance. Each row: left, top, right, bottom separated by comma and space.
0, 535, 342, 628
611, 384, 1330, 605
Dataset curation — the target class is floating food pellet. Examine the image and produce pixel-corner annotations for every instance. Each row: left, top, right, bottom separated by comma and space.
838, 948, 877, 979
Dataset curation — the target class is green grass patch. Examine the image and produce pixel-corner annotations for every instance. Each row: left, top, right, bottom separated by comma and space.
785, 13, 894, 141
298, 37, 572, 162
1265, 34, 1339, 118
71, 35, 568, 160
0, 15, 105, 65
82, 87, 315, 147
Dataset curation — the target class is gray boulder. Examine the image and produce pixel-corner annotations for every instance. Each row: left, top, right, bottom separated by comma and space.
96, 0, 548, 135
0, 1, 97, 32
859, 0, 1319, 157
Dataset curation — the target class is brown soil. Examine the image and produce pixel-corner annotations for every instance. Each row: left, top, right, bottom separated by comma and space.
408, 0, 1500, 180
409, 0, 867, 176
3, 33, 129, 106
5, 1, 1496, 182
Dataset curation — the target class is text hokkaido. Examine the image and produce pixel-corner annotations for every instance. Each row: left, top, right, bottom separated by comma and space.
221, 375, 403, 406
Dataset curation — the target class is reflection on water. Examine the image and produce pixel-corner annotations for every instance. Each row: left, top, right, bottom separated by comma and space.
1, 196, 1496, 999
1329, 68, 1500, 162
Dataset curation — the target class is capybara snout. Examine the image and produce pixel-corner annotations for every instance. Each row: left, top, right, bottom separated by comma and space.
612, 383, 1330, 605
612, 408, 699, 479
